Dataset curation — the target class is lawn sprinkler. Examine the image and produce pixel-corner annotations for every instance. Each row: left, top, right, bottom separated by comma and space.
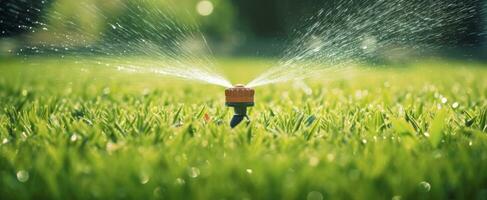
225, 84, 255, 128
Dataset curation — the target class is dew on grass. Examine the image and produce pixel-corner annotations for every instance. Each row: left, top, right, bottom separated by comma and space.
246, 169, 253, 174
188, 167, 200, 178
16, 170, 29, 183
392, 195, 402, 200
307, 191, 323, 200
70, 134, 79, 142
2, 138, 9, 144
175, 177, 185, 185
361, 139, 368, 144
452, 102, 459, 109
21, 132, 28, 140
140, 173, 150, 184
441, 97, 448, 104
419, 181, 431, 192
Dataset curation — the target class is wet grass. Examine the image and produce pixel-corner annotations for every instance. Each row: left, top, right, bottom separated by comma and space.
0, 57, 487, 199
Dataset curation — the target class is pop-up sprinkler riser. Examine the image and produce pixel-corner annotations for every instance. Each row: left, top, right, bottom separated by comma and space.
225, 84, 255, 128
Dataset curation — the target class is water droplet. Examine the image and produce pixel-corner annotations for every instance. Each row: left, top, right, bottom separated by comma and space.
469, 141, 473, 146
307, 191, 323, 200
175, 177, 185, 185
419, 181, 431, 192
70, 134, 79, 142
21, 89, 28, 96
140, 173, 150, 184
188, 167, 200, 178
2, 138, 8, 144
246, 169, 253, 174
21, 132, 28, 140
452, 102, 459, 109
441, 97, 448, 104
392, 195, 402, 200
16, 170, 29, 182
361, 139, 368, 144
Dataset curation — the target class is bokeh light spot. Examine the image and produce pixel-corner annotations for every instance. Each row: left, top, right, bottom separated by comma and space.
196, 1, 214, 16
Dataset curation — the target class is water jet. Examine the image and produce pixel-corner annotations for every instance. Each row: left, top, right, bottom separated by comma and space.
225, 84, 254, 128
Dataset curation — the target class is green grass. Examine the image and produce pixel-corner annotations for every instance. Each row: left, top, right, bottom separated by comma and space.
0, 57, 487, 199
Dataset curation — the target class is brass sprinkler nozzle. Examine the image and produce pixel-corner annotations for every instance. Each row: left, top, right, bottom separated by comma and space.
225, 84, 255, 128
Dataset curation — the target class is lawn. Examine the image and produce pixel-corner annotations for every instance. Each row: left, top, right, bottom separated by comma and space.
0, 57, 487, 199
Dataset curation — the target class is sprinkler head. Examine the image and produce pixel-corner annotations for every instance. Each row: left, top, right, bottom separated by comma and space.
225, 84, 255, 128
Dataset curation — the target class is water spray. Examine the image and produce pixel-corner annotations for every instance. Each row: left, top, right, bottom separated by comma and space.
225, 84, 255, 128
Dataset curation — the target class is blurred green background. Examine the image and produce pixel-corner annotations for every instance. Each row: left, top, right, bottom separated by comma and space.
1, 0, 486, 58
